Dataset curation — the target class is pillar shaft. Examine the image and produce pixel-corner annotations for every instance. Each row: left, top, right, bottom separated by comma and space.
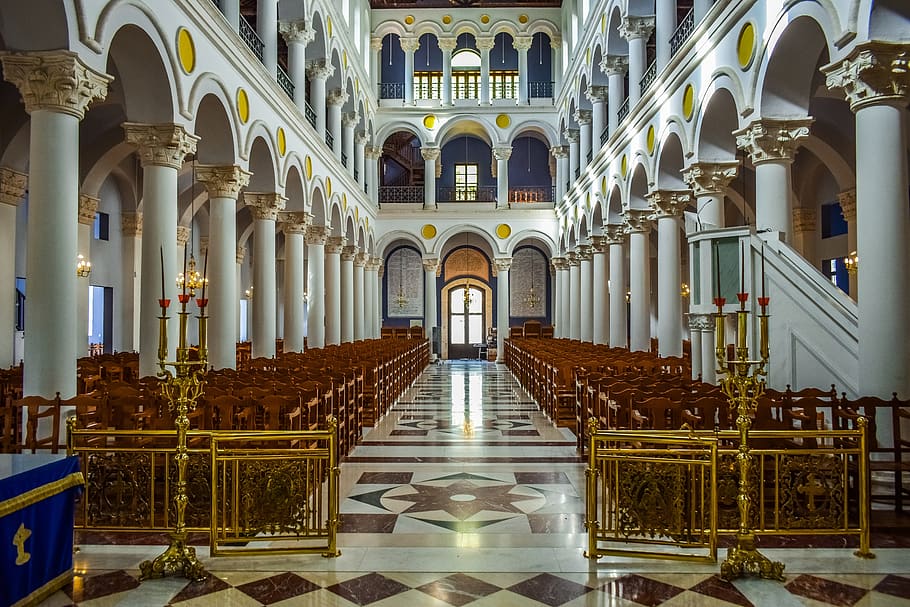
306, 226, 327, 348
325, 236, 345, 346
341, 246, 356, 342
607, 229, 627, 348
579, 246, 594, 342
354, 253, 366, 340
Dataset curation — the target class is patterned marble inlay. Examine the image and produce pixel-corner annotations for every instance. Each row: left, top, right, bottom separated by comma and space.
785, 574, 868, 607
326, 572, 410, 605
417, 573, 501, 606
507, 573, 592, 606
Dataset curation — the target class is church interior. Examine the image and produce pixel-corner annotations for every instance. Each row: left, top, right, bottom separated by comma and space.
0, 0, 909, 605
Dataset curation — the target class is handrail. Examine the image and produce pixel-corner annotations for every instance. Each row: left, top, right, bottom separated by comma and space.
239, 16, 264, 62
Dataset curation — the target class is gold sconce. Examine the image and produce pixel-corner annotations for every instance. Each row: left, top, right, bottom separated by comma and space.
681, 282, 690, 299
76, 254, 92, 278
844, 250, 858, 276
245, 286, 254, 300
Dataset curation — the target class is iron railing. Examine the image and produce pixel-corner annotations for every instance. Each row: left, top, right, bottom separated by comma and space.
600, 125, 609, 146
277, 65, 294, 99
239, 16, 264, 62
354, 169, 359, 182
640, 61, 657, 94
378, 185, 424, 204
437, 186, 496, 202
574, 167, 580, 179
529, 81, 554, 98
325, 130, 334, 149
304, 101, 316, 128
670, 9, 695, 57
341, 152, 348, 168
379, 82, 405, 99
618, 98, 630, 122
509, 186, 555, 203
586, 150, 593, 164
492, 80, 518, 100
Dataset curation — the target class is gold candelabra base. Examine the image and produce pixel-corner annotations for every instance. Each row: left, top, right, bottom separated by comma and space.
139, 531, 207, 582
721, 533, 785, 582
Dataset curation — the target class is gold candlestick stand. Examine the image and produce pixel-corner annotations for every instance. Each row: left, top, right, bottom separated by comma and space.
139, 292, 209, 582
716, 293, 785, 581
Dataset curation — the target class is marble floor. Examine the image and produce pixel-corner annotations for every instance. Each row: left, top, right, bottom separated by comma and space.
40, 361, 910, 606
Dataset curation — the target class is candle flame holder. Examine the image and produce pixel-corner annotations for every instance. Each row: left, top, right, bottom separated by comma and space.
139, 283, 209, 583
716, 291, 783, 581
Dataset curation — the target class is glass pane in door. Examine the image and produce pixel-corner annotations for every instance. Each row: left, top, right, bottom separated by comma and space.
451, 315, 466, 344
467, 314, 483, 343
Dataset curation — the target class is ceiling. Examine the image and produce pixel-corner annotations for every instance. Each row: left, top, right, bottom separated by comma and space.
368, 0, 561, 9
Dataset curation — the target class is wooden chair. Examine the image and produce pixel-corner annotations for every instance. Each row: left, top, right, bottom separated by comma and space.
15, 396, 62, 453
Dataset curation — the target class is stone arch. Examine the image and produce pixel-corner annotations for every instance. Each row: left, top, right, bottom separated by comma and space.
694, 83, 741, 161
655, 129, 687, 190
284, 162, 307, 213
245, 130, 279, 193
105, 22, 176, 123
627, 162, 650, 210
377, 231, 426, 257
193, 92, 236, 165
504, 230, 557, 257
432, 225, 499, 258
436, 116, 496, 148
310, 184, 327, 227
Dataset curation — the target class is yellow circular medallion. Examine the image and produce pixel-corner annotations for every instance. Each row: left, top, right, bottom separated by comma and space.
342, 193, 348, 210
480, 14, 490, 24
646, 125, 655, 154
236, 88, 250, 124
327, 16, 333, 38
682, 84, 695, 121
621, 155, 628, 178
404, 15, 415, 25
601, 14, 606, 33
305, 155, 312, 180
177, 28, 196, 74
326, 176, 333, 197
737, 23, 755, 69
601, 176, 607, 195
495, 223, 511, 239
518, 14, 528, 24
277, 127, 286, 156
423, 114, 436, 129
343, 50, 348, 69
495, 114, 511, 129
421, 224, 437, 239
442, 15, 452, 25
355, 207, 359, 222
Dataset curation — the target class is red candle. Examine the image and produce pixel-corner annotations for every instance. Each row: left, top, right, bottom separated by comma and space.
159, 246, 166, 302
714, 241, 721, 299
740, 241, 745, 295
761, 242, 766, 300
182, 244, 187, 296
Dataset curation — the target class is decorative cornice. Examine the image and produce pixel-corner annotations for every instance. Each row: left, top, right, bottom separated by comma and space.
620, 16, 656, 41
78, 194, 99, 226
492, 146, 513, 161
244, 192, 287, 221
682, 161, 739, 196
195, 164, 251, 200
648, 189, 692, 218
421, 147, 441, 161
1, 50, 112, 119
121, 212, 142, 237
734, 118, 814, 164
278, 19, 315, 44
0, 167, 27, 206
837, 189, 857, 221
123, 123, 199, 169
305, 225, 329, 246
823, 42, 910, 111
792, 207, 817, 233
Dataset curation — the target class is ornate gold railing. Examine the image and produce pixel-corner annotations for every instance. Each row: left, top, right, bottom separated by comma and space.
586, 424, 873, 563
67, 424, 340, 558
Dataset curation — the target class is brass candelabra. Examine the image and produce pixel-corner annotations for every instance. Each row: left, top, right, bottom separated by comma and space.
139, 260, 209, 582
715, 283, 784, 581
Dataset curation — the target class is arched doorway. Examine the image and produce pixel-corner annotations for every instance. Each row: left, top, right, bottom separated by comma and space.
439, 244, 493, 359
447, 284, 486, 359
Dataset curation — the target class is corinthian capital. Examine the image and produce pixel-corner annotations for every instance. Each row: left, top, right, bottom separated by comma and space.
492, 146, 513, 161
838, 189, 857, 221
605, 224, 626, 244
586, 85, 609, 104
550, 145, 569, 159
195, 165, 252, 200
421, 147, 441, 161
574, 109, 592, 125
512, 36, 533, 52
625, 208, 652, 233
244, 192, 287, 221
121, 212, 142, 237
647, 189, 692, 217
0, 167, 27, 206
1, 50, 112, 119
682, 161, 739, 197
280, 212, 311, 235
278, 19, 315, 44
734, 118, 814, 164
305, 225, 329, 246
399, 37, 421, 53
600, 55, 628, 77
475, 36, 495, 52
123, 123, 199, 169
438, 37, 458, 53
78, 194, 99, 226
494, 257, 513, 272
306, 60, 334, 80
823, 42, 910, 111
620, 16, 655, 41
327, 89, 349, 107
326, 236, 347, 255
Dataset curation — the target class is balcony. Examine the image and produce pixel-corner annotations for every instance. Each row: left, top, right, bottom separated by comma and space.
277, 65, 294, 99
640, 61, 657, 94
379, 185, 424, 204
509, 186, 555, 204
586, 150, 592, 164
618, 98, 630, 123
239, 16, 264, 63
529, 81, 554, 98
437, 186, 496, 203
670, 9, 695, 57
379, 82, 405, 99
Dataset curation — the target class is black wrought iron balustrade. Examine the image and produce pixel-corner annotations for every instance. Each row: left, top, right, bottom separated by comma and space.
239, 17, 264, 62
529, 81, 554, 98
277, 65, 294, 99
670, 9, 695, 57
304, 102, 316, 128
378, 185, 424, 204
437, 186, 496, 202
379, 82, 405, 99
640, 61, 657, 94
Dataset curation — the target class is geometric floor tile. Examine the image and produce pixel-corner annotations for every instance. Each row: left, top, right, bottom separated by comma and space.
169, 575, 232, 604
874, 574, 910, 600
416, 573, 502, 606
326, 572, 411, 605
507, 573, 592, 606
64, 570, 140, 602
689, 575, 754, 607
601, 573, 686, 607
785, 574, 868, 607
235, 572, 321, 605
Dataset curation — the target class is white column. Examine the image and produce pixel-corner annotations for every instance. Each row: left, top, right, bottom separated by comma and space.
551, 258, 567, 337
325, 235, 345, 346
279, 19, 315, 110
245, 192, 286, 359
0, 169, 25, 367
257, 0, 278, 75
439, 37, 456, 106
341, 245, 356, 342
607, 226, 628, 348
77, 194, 98, 357
627, 210, 652, 352
197, 165, 251, 369
423, 258, 439, 340
826, 43, 910, 400
600, 55, 628, 134
735, 118, 813, 241
687, 315, 702, 381
421, 147, 440, 209
354, 252, 366, 340
355, 133, 368, 189
838, 189, 858, 299
342, 112, 358, 177
365, 146, 381, 201
122, 123, 197, 379
236, 246, 245, 342
307, 61, 334, 139
551, 146, 568, 201
701, 321, 717, 385
620, 16, 655, 106
375, 259, 384, 337
565, 129, 579, 185
280, 213, 309, 353
587, 86, 608, 153
2, 53, 110, 397
575, 110, 592, 172
514, 35, 532, 105
400, 36, 419, 105
656, 0, 675, 71
370, 37, 382, 93
327, 90, 347, 159
682, 161, 738, 230
649, 190, 689, 358
495, 258, 511, 360
222, 0, 240, 31
550, 35, 563, 95
477, 36, 494, 105
578, 245, 594, 342
363, 256, 376, 339
567, 252, 581, 340
305, 225, 327, 348
493, 146, 512, 209
591, 236, 609, 345
120, 213, 142, 352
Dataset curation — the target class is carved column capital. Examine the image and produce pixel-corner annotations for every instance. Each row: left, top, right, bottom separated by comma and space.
422, 257, 440, 273
399, 37, 421, 53
421, 146, 441, 161
1, 50, 112, 119
306, 60, 334, 80
196, 164, 251, 200
78, 194, 99, 226
620, 16, 656, 41
278, 19, 315, 44
305, 225, 329, 246
792, 207, 817, 233
625, 208, 653, 233
354, 252, 370, 267
550, 145, 569, 159
682, 161, 739, 196
0, 167, 27, 206
492, 146, 513, 161
600, 54, 628, 76
475, 36, 495, 52
280, 212, 311, 235
551, 256, 567, 270
590, 235, 608, 253
123, 123, 199, 169
565, 252, 579, 267
648, 189, 692, 218
370, 37, 383, 53
438, 37, 458, 53
577, 244, 593, 261
121, 212, 142, 237
605, 224, 627, 244
574, 109, 593, 125
586, 85, 609, 104
176, 225, 191, 247
327, 89, 349, 107
687, 313, 715, 331
494, 257, 513, 273
342, 245, 358, 262
326, 236, 347, 254
236, 246, 246, 264
512, 36, 533, 52
823, 42, 910, 111
734, 118, 814, 164
838, 188, 857, 221
563, 129, 579, 143
244, 192, 287, 221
